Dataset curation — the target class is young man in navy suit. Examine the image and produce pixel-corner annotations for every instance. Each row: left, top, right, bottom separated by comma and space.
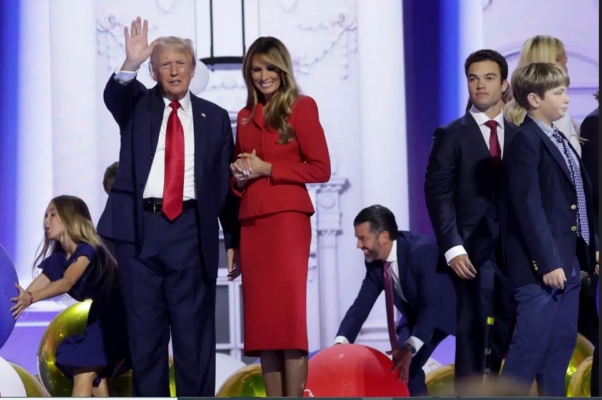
424, 50, 518, 386
334, 205, 456, 397
499, 62, 599, 396
97, 17, 240, 396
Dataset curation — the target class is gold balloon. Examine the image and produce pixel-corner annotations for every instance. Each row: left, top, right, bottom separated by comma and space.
37, 300, 93, 396
9, 362, 48, 397
112, 356, 177, 397
38, 300, 179, 397
565, 333, 594, 392
425, 364, 455, 397
567, 356, 592, 398
216, 364, 266, 397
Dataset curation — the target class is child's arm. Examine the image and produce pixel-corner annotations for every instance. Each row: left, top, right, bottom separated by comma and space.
26, 273, 51, 292
11, 255, 91, 318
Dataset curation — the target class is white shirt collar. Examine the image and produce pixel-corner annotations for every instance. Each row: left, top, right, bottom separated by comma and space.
469, 105, 505, 130
163, 90, 192, 114
385, 240, 398, 263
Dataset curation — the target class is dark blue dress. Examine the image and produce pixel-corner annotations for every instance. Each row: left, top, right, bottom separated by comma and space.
38, 242, 130, 386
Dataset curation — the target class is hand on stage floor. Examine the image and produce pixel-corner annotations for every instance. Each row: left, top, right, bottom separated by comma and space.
10, 283, 32, 318
543, 267, 566, 289
227, 248, 241, 281
449, 254, 476, 279
387, 347, 412, 383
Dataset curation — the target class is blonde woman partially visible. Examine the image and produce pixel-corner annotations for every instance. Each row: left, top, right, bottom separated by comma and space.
504, 35, 581, 156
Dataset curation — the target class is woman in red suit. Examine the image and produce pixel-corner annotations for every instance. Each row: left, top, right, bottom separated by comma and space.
229, 36, 331, 397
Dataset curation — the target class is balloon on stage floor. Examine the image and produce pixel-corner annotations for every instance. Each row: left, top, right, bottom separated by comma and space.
304, 344, 410, 397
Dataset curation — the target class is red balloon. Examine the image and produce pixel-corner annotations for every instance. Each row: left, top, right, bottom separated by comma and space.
304, 344, 410, 397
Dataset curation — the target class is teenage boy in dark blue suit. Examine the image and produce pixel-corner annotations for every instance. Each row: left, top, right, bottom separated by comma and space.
499, 62, 598, 397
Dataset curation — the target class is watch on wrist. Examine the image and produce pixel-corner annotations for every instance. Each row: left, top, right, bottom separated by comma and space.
404, 342, 417, 356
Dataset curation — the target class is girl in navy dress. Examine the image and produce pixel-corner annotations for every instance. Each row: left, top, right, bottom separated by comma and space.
10, 195, 130, 397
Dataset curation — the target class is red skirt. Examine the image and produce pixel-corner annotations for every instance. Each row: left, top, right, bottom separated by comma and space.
240, 211, 311, 357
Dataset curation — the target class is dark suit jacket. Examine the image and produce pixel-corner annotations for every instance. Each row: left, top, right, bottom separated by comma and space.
97, 75, 240, 279
336, 231, 456, 345
424, 113, 518, 269
500, 117, 598, 283
580, 107, 599, 219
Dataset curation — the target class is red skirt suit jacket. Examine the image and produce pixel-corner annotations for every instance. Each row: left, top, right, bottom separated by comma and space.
231, 95, 331, 214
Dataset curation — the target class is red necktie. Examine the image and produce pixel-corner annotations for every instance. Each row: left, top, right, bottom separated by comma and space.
485, 120, 501, 172
383, 262, 398, 350
163, 101, 185, 221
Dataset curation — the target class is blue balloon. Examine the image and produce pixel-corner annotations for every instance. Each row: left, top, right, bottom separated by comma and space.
0, 244, 18, 349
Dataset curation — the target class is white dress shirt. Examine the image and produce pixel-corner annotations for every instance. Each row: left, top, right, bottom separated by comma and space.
334, 240, 425, 353
444, 106, 505, 264
113, 69, 196, 200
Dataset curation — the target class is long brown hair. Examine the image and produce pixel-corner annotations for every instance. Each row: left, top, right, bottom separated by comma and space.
242, 36, 300, 144
33, 195, 119, 294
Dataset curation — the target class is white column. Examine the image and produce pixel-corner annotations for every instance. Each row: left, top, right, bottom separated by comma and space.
314, 177, 346, 348
458, 0, 485, 115
357, 0, 409, 228
356, 0, 408, 352
49, 0, 100, 221
16, 0, 53, 286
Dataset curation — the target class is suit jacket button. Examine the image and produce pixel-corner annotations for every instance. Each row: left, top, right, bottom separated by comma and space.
571, 226, 577, 232
534, 266, 538, 271
571, 204, 577, 210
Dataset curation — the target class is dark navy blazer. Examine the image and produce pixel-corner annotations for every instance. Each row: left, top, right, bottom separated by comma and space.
500, 116, 598, 283
97, 75, 240, 279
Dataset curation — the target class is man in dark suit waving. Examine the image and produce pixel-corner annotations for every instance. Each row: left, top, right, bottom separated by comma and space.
97, 17, 240, 396
424, 50, 517, 386
334, 205, 456, 397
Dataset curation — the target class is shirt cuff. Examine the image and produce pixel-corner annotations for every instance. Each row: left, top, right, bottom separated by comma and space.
405, 336, 424, 353
444, 245, 467, 265
333, 336, 349, 345
113, 68, 138, 84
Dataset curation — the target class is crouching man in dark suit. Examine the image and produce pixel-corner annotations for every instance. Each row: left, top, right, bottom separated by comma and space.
334, 205, 456, 396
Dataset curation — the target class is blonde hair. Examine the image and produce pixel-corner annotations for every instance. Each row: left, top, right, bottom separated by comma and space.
511, 62, 570, 110
505, 35, 567, 125
149, 36, 196, 74
34, 195, 119, 294
242, 36, 300, 144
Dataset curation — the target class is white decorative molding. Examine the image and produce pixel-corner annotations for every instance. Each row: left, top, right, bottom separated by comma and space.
96, 13, 158, 83
156, 0, 176, 14
279, 0, 298, 12
295, 13, 357, 79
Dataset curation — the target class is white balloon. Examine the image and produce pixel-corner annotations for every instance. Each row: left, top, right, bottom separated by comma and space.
189, 61, 211, 95
215, 353, 246, 394
0, 356, 26, 396
422, 357, 442, 374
